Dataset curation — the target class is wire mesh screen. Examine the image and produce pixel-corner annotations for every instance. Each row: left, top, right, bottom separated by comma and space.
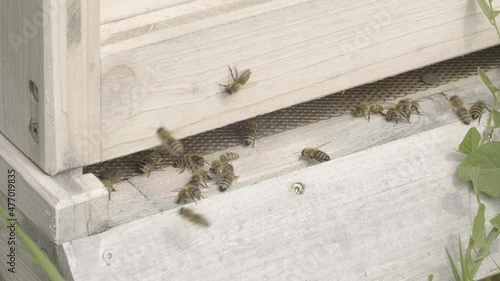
84, 46, 500, 180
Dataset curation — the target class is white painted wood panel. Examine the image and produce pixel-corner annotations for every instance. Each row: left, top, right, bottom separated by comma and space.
0, 132, 109, 244
0, 0, 101, 174
100, 0, 500, 161
62, 122, 500, 280
109, 70, 498, 227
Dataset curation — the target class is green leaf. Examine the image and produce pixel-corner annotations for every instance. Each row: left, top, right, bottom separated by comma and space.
458, 238, 470, 281
458, 142, 500, 181
478, 68, 500, 99
465, 237, 477, 274
446, 248, 462, 281
496, 10, 500, 17
428, 275, 433, 281
477, 0, 495, 23
477, 168, 500, 197
491, 214, 500, 229
472, 204, 486, 250
468, 167, 481, 203
470, 227, 500, 277
459, 128, 482, 154
492, 109, 500, 129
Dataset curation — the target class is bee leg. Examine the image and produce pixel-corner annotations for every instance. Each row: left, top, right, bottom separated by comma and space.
367, 112, 371, 122
228, 66, 237, 81
146, 170, 152, 178
252, 140, 255, 148
415, 109, 421, 115
478, 114, 482, 125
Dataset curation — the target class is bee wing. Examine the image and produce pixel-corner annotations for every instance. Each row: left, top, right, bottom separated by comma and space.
241, 81, 258, 90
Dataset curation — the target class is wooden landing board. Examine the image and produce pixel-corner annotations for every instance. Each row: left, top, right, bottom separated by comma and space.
0, 132, 109, 244
108, 69, 498, 227
100, 0, 500, 161
62, 122, 500, 280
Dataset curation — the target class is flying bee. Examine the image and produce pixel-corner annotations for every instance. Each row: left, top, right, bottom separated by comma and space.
175, 183, 203, 204
299, 148, 330, 163
469, 100, 489, 124
219, 66, 252, 95
352, 101, 385, 121
189, 169, 211, 188
179, 207, 210, 227
241, 119, 258, 147
138, 151, 163, 177
157, 127, 184, 157
398, 98, 421, 116
449, 95, 471, 125
219, 152, 239, 162
385, 104, 409, 123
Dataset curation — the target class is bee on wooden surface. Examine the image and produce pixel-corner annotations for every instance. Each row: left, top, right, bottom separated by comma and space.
173, 153, 207, 173
138, 151, 163, 177
299, 148, 330, 163
175, 183, 203, 204
179, 207, 210, 227
449, 95, 471, 125
216, 171, 239, 192
219, 66, 252, 95
189, 169, 211, 188
241, 119, 258, 147
352, 101, 385, 121
219, 152, 239, 162
209, 159, 235, 177
469, 100, 488, 124
398, 98, 421, 116
157, 127, 184, 156
385, 105, 408, 123
102, 180, 116, 200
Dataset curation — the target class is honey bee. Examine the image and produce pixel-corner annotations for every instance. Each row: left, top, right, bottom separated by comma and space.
219, 152, 239, 162
299, 148, 330, 163
157, 127, 184, 156
179, 207, 210, 227
189, 169, 211, 188
102, 180, 116, 200
469, 100, 488, 124
175, 183, 203, 204
219, 66, 252, 95
398, 98, 421, 116
352, 101, 385, 121
449, 95, 471, 125
209, 159, 235, 176
138, 151, 163, 177
216, 171, 238, 192
241, 119, 258, 147
385, 105, 408, 123
173, 153, 207, 173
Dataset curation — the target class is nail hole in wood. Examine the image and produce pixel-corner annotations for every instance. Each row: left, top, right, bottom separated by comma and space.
29, 80, 39, 103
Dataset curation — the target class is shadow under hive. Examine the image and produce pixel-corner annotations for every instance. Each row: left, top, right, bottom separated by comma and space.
85, 46, 500, 180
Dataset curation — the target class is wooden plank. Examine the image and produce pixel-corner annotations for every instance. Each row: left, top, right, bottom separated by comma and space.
43, 0, 102, 174
100, 0, 191, 24
109, 69, 498, 226
0, 192, 52, 281
61, 122, 500, 280
0, 0, 101, 175
0, 132, 109, 244
99, 0, 500, 161
0, 0, 44, 172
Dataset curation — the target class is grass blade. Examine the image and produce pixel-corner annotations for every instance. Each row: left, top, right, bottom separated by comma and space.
446, 248, 462, 281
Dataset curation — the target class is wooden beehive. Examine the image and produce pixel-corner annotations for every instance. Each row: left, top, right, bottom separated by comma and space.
1, 1, 500, 280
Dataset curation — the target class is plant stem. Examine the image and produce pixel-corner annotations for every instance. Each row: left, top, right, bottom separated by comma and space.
479, 97, 499, 145
489, 0, 500, 40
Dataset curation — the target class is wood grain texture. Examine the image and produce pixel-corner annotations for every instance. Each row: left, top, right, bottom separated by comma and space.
109, 70, 498, 227
0, 0, 44, 172
62, 122, 500, 280
100, 0, 500, 161
0, 132, 109, 244
0, 0, 101, 175
43, 0, 102, 174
